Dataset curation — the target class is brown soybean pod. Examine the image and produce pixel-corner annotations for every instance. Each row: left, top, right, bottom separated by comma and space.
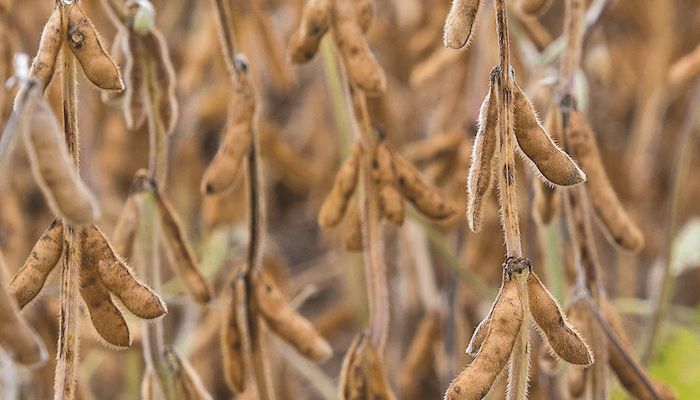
567, 110, 645, 252
354, 0, 375, 33
155, 191, 212, 304
378, 185, 405, 225
565, 299, 591, 397
289, 0, 331, 64
339, 333, 363, 399
372, 143, 404, 225
141, 29, 178, 135
10, 220, 63, 309
398, 311, 441, 393
319, 143, 361, 228
344, 205, 363, 252
533, 102, 563, 224
221, 277, 248, 393
467, 68, 500, 232
201, 76, 256, 195
443, 0, 482, 49
340, 333, 395, 400
332, 0, 386, 95
512, 83, 586, 187
254, 271, 332, 362
465, 305, 494, 358
67, 4, 124, 91
393, 151, 456, 220
30, 7, 63, 88
111, 194, 139, 262
78, 257, 131, 348
82, 226, 166, 319
516, 0, 552, 16
0, 255, 47, 367
124, 31, 147, 130
445, 277, 524, 400
22, 91, 99, 225
528, 273, 593, 366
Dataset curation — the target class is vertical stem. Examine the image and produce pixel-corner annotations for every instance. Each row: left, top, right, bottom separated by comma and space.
55, 7, 80, 398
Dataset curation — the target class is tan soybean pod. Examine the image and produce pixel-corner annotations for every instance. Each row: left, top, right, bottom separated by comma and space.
533, 102, 563, 224
124, 31, 147, 130
332, 0, 386, 95
340, 332, 395, 400
516, 0, 552, 16
372, 143, 404, 225
563, 298, 589, 396
30, 7, 63, 88
165, 348, 214, 400
393, 151, 457, 220
445, 277, 523, 400
354, 0, 375, 33
82, 226, 166, 319
403, 130, 463, 164
111, 194, 139, 262
0, 255, 48, 367
378, 185, 405, 225
221, 277, 248, 393
467, 67, 500, 232
443, 0, 482, 49
344, 205, 363, 252
67, 4, 124, 91
10, 220, 63, 309
567, 110, 645, 252
78, 259, 131, 348
141, 29, 178, 135
512, 83, 586, 187
254, 270, 332, 362
22, 91, 99, 225
528, 273, 593, 366
155, 191, 212, 304
201, 75, 256, 194
289, 0, 331, 63
319, 143, 361, 228
398, 311, 441, 394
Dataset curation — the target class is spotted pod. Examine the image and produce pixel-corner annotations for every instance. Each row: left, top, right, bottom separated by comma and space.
528, 273, 593, 366
512, 83, 586, 187
67, 4, 124, 91
567, 110, 644, 252
254, 270, 332, 362
10, 220, 63, 309
467, 67, 500, 232
30, 7, 63, 88
443, 0, 482, 49
445, 276, 523, 400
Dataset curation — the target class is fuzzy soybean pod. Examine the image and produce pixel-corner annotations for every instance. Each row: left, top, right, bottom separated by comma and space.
533, 102, 563, 224
155, 190, 212, 304
528, 273, 593, 366
0, 256, 47, 367
567, 110, 645, 252
393, 151, 457, 220
82, 225, 166, 319
516, 0, 552, 16
78, 252, 131, 349
67, 4, 124, 91
22, 90, 99, 225
289, 0, 331, 63
30, 7, 62, 88
512, 83, 586, 187
221, 277, 248, 393
10, 220, 63, 309
467, 67, 500, 232
445, 277, 523, 400
254, 270, 332, 362
140, 29, 178, 135
332, 0, 386, 95
443, 0, 482, 49
164, 348, 214, 400
201, 75, 256, 195
319, 143, 361, 227
123, 31, 147, 130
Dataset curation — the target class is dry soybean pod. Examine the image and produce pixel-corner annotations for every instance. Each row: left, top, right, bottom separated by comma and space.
443, 0, 482, 49
532, 102, 563, 224
78, 254, 131, 349
10, 219, 63, 309
164, 347, 214, 400
154, 189, 212, 304
82, 225, 166, 319
340, 332, 395, 400
123, 30, 147, 130
565, 298, 591, 397
140, 29, 178, 135
111, 194, 140, 262
22, 89, 99, 225
67, 3, 124, 91
445, 276, 523, 400
344, 204, 363, 252
392, 150, 457, 220
354, 0, 375, 33
201, 74, 256, 194
467, 66, 500, 232
30, 6, 63, 89
289, 0, 331, 63
516, 0, 552, 16
319, 143, 361, 227
221, 276, 249, 393
372, 142, 404, 225
253, 270, 332, 362
512, 82, 586, 187
0, 255, 48, 367
567, 110, 644, 252
378, 185, 404, 225
528, 272, 593, 365
332, 0, 386, 95
465, 302, 495, 358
